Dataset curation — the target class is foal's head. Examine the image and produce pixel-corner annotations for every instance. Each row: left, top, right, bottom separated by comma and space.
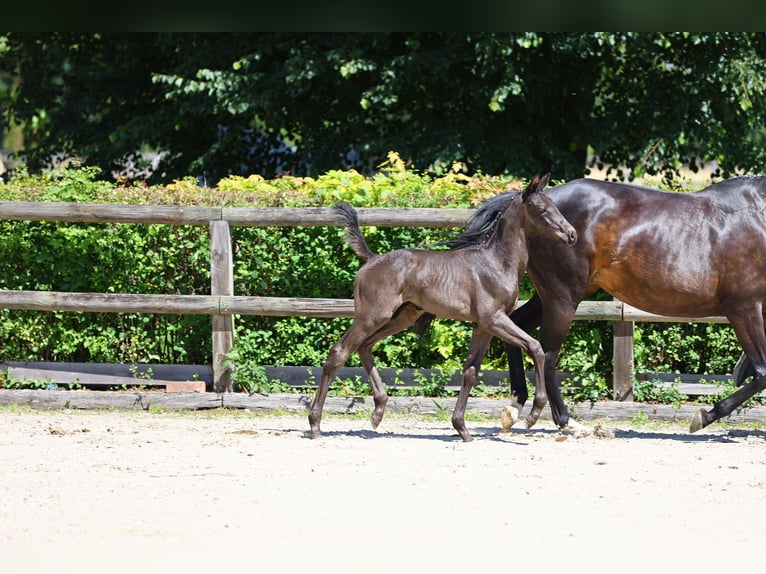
508, 173, 577, 245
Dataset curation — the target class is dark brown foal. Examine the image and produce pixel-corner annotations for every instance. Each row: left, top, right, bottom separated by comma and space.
308, 173, 577, 441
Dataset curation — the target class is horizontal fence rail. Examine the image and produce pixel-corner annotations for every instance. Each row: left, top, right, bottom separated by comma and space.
0, 290, 730, 323
0, 201, 733, 397
0, 201, 473, 227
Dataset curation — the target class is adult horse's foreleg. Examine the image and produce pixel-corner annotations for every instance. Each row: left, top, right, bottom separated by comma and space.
357, 304, 423, 430
452, 329, 493, 442
692, 312, 766, 432
535, 300, 585, 432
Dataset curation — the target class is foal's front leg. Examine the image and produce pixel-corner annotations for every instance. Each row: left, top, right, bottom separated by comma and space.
485, 314, 548, 429
452, 329, 493, 442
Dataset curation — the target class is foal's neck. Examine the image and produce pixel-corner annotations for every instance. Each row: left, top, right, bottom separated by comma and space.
491, 198, 528, 260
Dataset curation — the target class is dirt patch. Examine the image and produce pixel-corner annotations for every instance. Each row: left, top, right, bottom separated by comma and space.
1, 408, 763, 573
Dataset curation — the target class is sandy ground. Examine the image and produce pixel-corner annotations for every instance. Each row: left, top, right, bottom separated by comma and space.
1, 407, 765, 573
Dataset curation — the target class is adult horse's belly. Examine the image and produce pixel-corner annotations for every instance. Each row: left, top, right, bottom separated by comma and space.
591, 263, 723, 318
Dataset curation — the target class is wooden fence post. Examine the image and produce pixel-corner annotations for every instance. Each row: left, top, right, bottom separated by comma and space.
210, 221, 234, 392
612, 311, 634, 401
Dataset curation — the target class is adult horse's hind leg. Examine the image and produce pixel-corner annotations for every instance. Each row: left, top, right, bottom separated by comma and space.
452, 329, 493, 442
691, 311, 766, 432
535, 299, 591, 434
733, 352, 755, 386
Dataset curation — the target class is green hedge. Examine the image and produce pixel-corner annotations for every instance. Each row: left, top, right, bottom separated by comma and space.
0, 158, 742, 400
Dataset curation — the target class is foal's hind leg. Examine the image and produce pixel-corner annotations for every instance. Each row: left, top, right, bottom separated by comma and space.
452, 329, 493, 442
357, 304, 423, 430
309, 322, 377, 439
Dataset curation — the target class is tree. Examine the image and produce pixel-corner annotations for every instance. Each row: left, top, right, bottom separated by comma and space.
2, 33, 765, 184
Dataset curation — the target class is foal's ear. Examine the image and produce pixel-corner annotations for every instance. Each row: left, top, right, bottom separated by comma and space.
523, 172, 550, 201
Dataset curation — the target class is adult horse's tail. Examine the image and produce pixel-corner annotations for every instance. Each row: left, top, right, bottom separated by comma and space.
412, 192, 518, 337
334, 202, 376, 262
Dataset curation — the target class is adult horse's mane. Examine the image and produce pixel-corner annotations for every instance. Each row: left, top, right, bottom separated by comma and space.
442, 192, 517, 250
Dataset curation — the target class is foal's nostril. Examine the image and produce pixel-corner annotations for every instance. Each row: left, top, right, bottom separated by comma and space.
568, 229, 577, 244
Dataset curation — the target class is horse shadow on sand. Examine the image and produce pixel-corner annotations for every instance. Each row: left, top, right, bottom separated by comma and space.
291, 424, 766, 445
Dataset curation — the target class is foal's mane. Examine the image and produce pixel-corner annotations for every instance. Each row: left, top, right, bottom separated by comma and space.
442, 192, 518, 250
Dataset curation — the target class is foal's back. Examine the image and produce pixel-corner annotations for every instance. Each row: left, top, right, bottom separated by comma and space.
354, 245, 519, 323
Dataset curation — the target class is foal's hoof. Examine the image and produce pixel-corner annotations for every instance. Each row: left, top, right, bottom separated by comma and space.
501, 405, 519, 432
690, 409, 707, 433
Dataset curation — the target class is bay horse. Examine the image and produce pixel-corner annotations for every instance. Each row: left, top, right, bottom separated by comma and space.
308, 173, 577, 441
434, 175, 766, 434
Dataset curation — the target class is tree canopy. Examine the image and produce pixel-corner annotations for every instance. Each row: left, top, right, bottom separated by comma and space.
2, 32, 765, 185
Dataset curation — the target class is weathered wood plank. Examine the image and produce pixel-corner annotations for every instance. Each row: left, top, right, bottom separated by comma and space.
575, 300, 623, 321
3, 389, 766, 426
0, 291, 622, 320
222, 206, 473, 227
211, 221, 234, 391
0, 389, 222, 410
613, 320, 635, 401
0, 291, 221, 314
623, 303, 728, 323
0, 201, 221, 224
221, 296, 356, 318
0, 202, 473, 228
5, 362, 212, 389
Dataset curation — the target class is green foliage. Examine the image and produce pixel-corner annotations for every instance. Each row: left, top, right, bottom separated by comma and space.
224, 348, 268, 394
633, 378, 688, 407
634, 323, 740, 375
329, 375, 369, 397
631, 410, 650, 425
0, 374, 81, 390
558, 322, 612, 402
4, 34, 766, 185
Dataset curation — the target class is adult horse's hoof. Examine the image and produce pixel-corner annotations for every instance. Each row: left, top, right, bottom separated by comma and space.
690, 409, 707, 433
501, 405, 519, 432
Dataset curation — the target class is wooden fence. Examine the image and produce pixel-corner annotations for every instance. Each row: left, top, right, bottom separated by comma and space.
0, 200, 731, 397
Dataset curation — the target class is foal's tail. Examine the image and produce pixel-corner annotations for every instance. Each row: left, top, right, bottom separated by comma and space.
334, 202, 376, 261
